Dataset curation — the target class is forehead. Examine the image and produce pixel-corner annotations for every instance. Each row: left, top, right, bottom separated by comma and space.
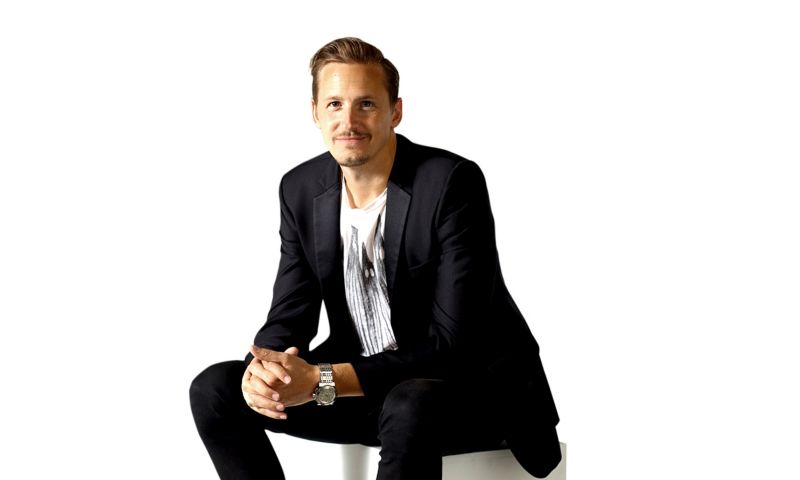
317, 63, 389, 99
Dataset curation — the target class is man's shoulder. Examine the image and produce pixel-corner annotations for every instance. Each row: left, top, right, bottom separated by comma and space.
283, 150, 335, 179
394, 135, 484, 189
279, 150, 338, 194
399, 135, 469, 165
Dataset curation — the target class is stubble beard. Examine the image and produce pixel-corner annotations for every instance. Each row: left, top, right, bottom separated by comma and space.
333, 137, 371, 168
334, 129, 371, 168
336, 153, 370, 168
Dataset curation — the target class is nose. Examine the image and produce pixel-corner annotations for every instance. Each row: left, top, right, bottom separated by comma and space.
341, 103, 357, 130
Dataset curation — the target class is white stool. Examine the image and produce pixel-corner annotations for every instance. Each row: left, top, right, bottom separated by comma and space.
341, 442, 567, 479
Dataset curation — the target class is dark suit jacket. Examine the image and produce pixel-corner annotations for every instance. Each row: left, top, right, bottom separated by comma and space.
252, 134, 560, 472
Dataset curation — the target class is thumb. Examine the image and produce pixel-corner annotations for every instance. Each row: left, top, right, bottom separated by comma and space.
250, 345, 282, 363
284, 346, 300, 356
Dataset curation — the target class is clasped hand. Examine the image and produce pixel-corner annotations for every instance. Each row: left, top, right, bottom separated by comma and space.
241, 345, 319, 420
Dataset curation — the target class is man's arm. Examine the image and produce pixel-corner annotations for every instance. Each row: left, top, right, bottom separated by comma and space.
242, 176, 325, 419
242, 346, 363, 419
252, 176, 323, 355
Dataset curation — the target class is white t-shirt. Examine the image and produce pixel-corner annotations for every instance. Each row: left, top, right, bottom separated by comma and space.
340, 180, 398, 356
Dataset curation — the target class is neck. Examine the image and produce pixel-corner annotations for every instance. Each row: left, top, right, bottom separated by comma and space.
341, 134, 396, 208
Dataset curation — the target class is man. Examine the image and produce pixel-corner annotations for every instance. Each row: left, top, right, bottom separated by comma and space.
190, 37, 561, 479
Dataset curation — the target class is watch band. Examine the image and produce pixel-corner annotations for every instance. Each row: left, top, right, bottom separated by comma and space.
318, 363, 334, 386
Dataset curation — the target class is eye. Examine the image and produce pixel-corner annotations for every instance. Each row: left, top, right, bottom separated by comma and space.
361, 100, 375, 109
327, 101, 341, 109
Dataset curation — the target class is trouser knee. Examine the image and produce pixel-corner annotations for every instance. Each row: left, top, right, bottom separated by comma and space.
379, 379, 444, 436
376, 379, 447, 478
190, 361, 246, 431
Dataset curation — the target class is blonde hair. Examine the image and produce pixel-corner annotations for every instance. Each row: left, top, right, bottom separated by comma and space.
310, 37, 400, 104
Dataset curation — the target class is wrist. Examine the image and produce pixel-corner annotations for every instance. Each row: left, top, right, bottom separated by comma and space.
312, 363, 336, 406
311, 364, 321, 388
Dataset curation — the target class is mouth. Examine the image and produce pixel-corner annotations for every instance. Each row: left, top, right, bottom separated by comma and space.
335, 134, 368, 145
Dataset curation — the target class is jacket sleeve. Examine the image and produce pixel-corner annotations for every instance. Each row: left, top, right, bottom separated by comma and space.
350, 160, 499, 399
251, 177, 322, 357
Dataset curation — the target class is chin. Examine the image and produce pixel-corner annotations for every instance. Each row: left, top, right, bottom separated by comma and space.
333, 150, 370, 167
336, 156, 369, 168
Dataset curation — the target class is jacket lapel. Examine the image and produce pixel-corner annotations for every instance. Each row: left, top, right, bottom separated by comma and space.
313, 156, 343, 291
312, 162, 364, 355
384, 182, 410, 296
313, 186, 341, 285
384, 135, 414, 297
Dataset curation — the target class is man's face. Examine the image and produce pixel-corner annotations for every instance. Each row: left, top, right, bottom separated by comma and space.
312, 63, 402, 168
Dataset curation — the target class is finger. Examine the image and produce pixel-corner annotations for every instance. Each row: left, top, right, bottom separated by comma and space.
241, 366, 258, 392
244, 375, 281, 400
245, 396, 286, 420
260, 360, 292, 384
243, 392, 287, 419
245, 391, 285, 411
241, 369, 252, 392
253, 406, 288, 420
247, 359, 284, 387
247, 357, 265, 375
284, 346, 300, 356
250, 345, 285, 363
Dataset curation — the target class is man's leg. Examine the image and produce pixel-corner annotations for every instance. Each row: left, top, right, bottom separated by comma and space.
376, 378, 506, 480
190, 360, 379, 480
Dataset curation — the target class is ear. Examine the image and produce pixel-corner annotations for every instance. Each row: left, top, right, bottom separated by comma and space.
311, 99, 321, 128
391, 98, 403, 128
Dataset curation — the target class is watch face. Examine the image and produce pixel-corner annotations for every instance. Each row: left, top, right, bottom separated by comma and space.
316, 385, 336, 405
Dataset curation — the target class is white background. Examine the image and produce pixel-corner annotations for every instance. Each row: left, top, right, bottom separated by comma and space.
1, 1, 798, 479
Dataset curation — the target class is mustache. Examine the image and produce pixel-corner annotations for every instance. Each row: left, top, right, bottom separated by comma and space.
335, 131, 367, 137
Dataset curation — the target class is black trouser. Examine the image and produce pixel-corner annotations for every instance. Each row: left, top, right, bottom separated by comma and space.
190, 360, 552, 479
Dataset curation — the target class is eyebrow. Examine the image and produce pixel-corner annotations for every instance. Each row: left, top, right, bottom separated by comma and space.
323, 95, 377, 102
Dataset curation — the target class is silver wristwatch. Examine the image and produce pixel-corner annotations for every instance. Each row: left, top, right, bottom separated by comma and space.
312, 363, 337, 406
